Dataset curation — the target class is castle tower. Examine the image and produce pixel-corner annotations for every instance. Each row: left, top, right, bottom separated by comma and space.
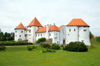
14, 23, 26, 41
66, 19, 91, 45
27, 17, 43, 42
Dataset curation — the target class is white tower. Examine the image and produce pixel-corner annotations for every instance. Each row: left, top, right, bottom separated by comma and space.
27, 17, 43, 42
66, 19, 91, 45
14, 23, 26, 41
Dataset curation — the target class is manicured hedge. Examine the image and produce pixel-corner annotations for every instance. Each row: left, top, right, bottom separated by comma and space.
63, 42, 88, 52
0, 41, 32, 46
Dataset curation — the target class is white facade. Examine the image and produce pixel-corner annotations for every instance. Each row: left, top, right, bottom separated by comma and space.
14, 18, 91, 45
66, 26, 90, 45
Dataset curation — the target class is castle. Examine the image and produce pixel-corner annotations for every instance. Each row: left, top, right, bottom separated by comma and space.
14, 17, 91, 45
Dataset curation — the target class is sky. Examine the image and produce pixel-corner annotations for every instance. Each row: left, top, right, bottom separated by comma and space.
0, 0, 100, 36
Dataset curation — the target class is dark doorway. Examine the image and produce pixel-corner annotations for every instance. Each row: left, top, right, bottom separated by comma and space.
63, 39, 65, 44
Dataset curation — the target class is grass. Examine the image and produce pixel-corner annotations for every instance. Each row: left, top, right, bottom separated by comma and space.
0, 38, 100, 66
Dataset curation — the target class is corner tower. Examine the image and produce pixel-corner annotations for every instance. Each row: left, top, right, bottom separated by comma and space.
14, 23, 26, 41
27, 17, 43, 42
66, 19, 91, 45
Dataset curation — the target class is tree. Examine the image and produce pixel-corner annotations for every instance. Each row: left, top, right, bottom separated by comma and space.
90, 31, 94, 39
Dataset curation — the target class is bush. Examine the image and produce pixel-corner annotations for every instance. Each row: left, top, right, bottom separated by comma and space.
36, 38, 46, 43
0, 41, 32, 46
52, 43, 60, 50
42, 49, 55, 53
96, 37, 100, 43
0, 45, 6, 51
40, 43, 51, 49
63, 42, 88, 52
27, 45, 33, 51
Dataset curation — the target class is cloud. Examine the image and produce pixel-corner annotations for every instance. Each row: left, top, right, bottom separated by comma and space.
0, 0, 100, 36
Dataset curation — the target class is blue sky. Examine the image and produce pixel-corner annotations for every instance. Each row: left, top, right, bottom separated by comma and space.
0, 0, 100, 36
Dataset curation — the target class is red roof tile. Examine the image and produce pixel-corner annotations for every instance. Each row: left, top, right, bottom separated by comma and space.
67, 19, 89, 26
15, 23, 26, 29
59, 25, 63, 30
36, 25, 59, 33
27, 17, 43, 27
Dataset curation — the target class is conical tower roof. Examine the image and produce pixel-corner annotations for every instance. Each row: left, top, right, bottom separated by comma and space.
27, 17, 43, 27
67, 19, 89, 27
15, 23, 26, 29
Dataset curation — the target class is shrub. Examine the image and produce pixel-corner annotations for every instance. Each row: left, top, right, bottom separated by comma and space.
0, 41, 32, 46
52, 43, 60, 50
32, 45, 37, 49
63, 42, 88, 52
40, 43, 51, 49
27, 45, 33, 51
0, 45, 6, 51
96, 37, 100, 43
42, 49, 55, 53
36, 38, 46, 43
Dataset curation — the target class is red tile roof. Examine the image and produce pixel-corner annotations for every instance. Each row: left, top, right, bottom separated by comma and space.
36, 25, 59, 33
59, 25, 63, 30
67, 19, 89, 26
27, 17, 43, 27
94, 36, 100, 38
15, 23, 26, 30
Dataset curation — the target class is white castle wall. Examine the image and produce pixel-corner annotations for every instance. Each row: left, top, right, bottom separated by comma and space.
66, 26, 79, 44
66, 26, 91, 45
15, 29, 26, 41
59, 25, 66, 44
27, 26, 40, 42
79, 27, 90, 45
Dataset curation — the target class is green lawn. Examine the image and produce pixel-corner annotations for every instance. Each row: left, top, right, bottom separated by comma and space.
0, 38, 100, 66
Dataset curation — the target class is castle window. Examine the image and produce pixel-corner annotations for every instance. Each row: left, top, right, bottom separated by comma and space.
21, 31, 23, 33
41, 34, 42, 36
29, 30, 31, 33
84, 29, 86, 31
74, 29, 76, 31
69, 29, 71, 32
19, 35, 21, 37
49, 33, 51, 36
38, 34, 39, 36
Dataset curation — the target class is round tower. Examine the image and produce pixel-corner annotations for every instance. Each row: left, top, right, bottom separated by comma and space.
14, 23, 26, 41
79, 26, 90, 45
27, 17, 43, 42
66, 19, 91, 45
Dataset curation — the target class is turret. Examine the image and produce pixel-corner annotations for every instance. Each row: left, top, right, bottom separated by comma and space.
14, 23, 26, 41
27, 17, 43, 42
